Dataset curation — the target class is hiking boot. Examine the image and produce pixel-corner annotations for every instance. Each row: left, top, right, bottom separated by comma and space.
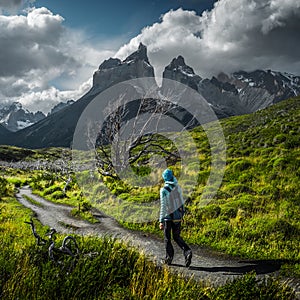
185, 250, 192, 267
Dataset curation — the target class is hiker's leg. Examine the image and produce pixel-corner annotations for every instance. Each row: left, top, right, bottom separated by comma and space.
172, 222, 192, 267
172, 221, 191, 252
164, 221, 174, 261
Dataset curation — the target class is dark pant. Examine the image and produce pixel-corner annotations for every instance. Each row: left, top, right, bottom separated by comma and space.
164, 220, 191, 259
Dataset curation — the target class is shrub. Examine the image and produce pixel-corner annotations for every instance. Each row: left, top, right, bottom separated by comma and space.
272, 157, 289, 170
50, 190, 65, 199
221, 206, 238, 219
199, 205, 221, 220
80, 200, 92, 212
0, 177, 8, 197
43, 185, 62, 196
267, 219, 299, 240
232, 195, 254, 211
213, 272, 295, 300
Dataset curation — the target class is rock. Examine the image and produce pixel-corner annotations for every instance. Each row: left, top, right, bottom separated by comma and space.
93, 43, 155, 92
162, 55, 202, 91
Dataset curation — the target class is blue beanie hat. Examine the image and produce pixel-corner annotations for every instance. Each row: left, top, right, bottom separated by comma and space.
162, 169, 174, 181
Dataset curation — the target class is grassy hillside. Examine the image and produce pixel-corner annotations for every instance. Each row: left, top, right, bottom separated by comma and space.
111, 96, 300, 275
0, 179, 295, 299
1, 96, 299, 278
183, 97, 299, 263
0, 145, 70, 162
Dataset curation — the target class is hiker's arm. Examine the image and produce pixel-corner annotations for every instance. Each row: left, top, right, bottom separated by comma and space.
159, 188, 167, 229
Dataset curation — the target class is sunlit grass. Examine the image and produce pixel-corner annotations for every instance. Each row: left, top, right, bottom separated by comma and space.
0, 192, 295, 299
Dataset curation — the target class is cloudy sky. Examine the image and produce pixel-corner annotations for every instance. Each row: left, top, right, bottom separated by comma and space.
1, 0, 299, 113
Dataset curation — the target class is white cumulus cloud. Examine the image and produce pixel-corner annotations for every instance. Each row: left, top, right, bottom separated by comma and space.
116, 0, 300, 79
0, 7, 116, 113
1, 1, 300, 114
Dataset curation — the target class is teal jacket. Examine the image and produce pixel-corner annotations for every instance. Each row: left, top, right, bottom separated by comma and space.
159, 178, 185, 223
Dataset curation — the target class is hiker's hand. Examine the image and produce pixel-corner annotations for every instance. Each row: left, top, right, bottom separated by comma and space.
159, 222, 164, 230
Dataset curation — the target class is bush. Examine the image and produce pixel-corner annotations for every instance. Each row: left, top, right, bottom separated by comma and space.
43, 185, 62, 196
273, 134, 287, 144
223, 184, 253, 195
80, 200, 92, 212
221, 206, 237, 219
0, 177, 8, 197
272, 157, 290, 170
50, 190, 65, 199
200, 205, 221, 220
267, 219, 299, 240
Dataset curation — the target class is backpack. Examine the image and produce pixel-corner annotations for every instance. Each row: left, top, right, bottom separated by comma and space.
164, 185, 184, 220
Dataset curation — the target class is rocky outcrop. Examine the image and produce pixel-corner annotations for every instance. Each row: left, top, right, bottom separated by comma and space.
162, 56, 201, 91
92, 43, 156, 93
4, 44, 157, 148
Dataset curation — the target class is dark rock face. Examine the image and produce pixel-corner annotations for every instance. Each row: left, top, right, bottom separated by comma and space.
162, 56, 202, 91
123, 43, 150, 64
195, 70, 300, 116
0, 123, 10, 136
92, 43, 155, 93
233, 70, 300, 104
0, 124, 12, 145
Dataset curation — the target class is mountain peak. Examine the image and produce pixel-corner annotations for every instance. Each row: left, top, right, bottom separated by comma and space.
10, 101, 23, 112
162, 55, 201, 91
124, 42, 149, 64
165, 55, 196, 77
0, 101, 46, 132
171, 55, 186, 67
92, 43, 154, 90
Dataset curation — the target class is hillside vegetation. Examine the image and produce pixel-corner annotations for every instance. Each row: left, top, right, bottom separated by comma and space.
0, 178, 296, 299
98, 96, 299, 271
184, 97, 299, 269
0, 96, 299, 278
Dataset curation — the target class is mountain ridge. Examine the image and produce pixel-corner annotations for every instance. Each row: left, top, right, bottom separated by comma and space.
0, 102, 45, 132
0, 43, 299, 148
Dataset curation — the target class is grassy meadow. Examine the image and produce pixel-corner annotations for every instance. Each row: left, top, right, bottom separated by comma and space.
0, 176, 296, 299
0, 96, 299, 298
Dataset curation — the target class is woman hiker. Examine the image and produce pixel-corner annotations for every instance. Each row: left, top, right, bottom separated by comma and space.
159, 168, 192, 267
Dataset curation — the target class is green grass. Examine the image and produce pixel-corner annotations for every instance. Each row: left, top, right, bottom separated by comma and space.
0, 187, 295, 299
3, 97, 299, 268
102, 97, 300, 275
22, 194, 44, 207
1, 96, 300, 296
0, 145, 70, 162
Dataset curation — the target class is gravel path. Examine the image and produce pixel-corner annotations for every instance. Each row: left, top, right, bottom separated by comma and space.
16, 186, 300, 296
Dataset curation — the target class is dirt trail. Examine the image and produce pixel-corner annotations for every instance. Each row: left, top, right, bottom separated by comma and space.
16, 186, 300, 296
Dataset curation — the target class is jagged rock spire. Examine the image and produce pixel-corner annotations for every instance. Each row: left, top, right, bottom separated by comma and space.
124, 42, 149, 64
166, 55, 196, 75
162, 55, 201, 91
93, 42, 155, 90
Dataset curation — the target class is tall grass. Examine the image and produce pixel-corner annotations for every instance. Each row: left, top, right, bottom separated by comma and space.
7, 97, 299, 276
0, 181, 295, 299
